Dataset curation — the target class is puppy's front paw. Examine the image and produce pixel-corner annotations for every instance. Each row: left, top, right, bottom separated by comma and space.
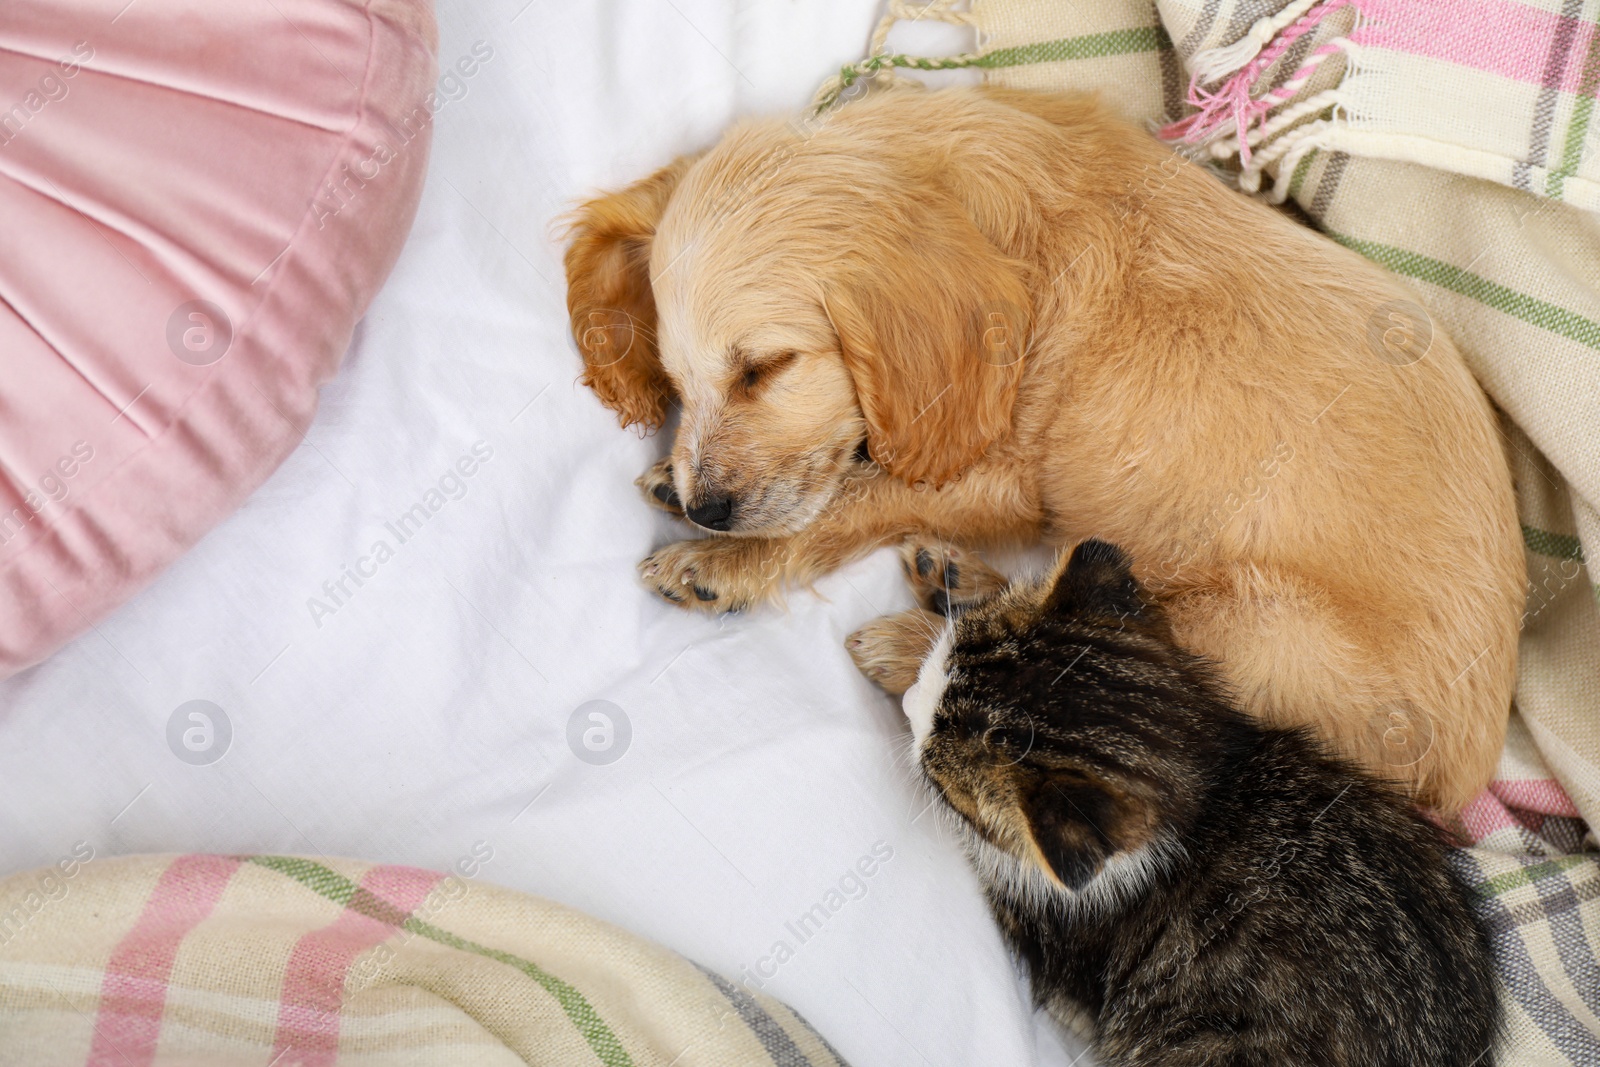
900, 540, 1006, 615
847, 609, 946, 695
635, 457, 684, 517
638, 538, 778, 613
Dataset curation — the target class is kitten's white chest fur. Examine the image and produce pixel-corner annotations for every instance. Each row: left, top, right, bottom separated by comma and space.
902, 626, 953, 756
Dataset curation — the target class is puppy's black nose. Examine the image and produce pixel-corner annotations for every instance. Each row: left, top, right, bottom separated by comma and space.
687, 496, 733, 531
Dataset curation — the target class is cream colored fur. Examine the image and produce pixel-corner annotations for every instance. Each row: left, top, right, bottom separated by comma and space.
563, 87, 1525, 812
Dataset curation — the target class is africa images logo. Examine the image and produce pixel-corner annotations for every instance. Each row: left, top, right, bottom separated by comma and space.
166, 700, 232, 766
306, 442, 494, 628
311, 41, 495, 229
0, 442, 96, 549
566, 700, 632, 765
0, 41, 94, 149
738, 841, 894, 990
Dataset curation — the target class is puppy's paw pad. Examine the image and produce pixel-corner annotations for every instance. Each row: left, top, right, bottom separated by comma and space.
635, 458, 684, 516
638, 541, 756, 614
899, 540, 1004, 615
847, 612, 940, 695
847, 620, 902, 684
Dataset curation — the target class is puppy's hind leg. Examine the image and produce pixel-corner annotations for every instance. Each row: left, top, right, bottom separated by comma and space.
900, 539, 1007, 616
1157, 563, 1500, 812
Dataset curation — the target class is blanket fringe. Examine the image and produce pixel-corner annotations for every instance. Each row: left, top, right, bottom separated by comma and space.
810, 0, 980, 113
1189, 0, 1323, 83
1261, 123, 1333, 201
1209, 85, 1343, 160
1160, 0, 1348, 165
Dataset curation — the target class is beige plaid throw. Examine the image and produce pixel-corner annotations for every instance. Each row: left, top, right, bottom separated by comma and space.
0, 852, 848, 1066
820, 0, 1600, 1060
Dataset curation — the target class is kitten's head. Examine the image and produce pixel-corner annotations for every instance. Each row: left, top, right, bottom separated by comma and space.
902, 540, 1227, 900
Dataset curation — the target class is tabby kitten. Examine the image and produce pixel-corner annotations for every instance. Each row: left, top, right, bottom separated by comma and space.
850, 539, 1500, 1067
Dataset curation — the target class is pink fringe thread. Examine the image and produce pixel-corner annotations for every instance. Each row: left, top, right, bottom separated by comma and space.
1159, 0, 1349, 165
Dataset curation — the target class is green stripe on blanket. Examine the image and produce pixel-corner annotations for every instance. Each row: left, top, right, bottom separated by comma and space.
1288, 149, 1320, 202
1547, 12, 1600, 200
1524, 525, 1586, 564
978, 27, 1173, 69
1328, 234, 1600, 352
1473, 855, 1597, 900
815, 27, 1172, 110
407, 919, 636, 1066
250, 855, 635, 1067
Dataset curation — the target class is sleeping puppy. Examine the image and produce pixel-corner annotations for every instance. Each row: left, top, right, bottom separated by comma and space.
562, 87, 1524, 812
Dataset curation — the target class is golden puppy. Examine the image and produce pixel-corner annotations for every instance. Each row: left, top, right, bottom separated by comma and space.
563, 87, 1523, 812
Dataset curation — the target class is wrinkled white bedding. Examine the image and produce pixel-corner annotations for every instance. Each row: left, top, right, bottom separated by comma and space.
0, 2, 1087, 1063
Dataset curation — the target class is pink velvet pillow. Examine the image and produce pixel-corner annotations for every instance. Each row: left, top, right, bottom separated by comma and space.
0, 0, 436, 676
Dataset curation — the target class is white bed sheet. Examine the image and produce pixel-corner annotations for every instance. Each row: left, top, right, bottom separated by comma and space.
0, 2, 1090, 1064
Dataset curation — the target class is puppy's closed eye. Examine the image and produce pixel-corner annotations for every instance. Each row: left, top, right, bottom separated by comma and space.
738, 350, 797, 395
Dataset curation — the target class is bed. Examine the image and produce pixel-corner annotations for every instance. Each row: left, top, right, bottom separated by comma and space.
0, 1, 1086, 1063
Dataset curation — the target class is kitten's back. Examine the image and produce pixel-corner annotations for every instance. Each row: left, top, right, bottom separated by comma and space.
1090, 727, 1499, 1065
912, 541, 1502, 1066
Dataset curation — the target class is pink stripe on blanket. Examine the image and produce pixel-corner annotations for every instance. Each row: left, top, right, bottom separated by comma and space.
1261, 44, 1347, 104
1490, 778, 1582, 817
1352, 0, 1600, 94
85, 854, 242, 1067
1461, 788, 1523, 842
1460, 779, 1585, 843
270, 865, 446, 1066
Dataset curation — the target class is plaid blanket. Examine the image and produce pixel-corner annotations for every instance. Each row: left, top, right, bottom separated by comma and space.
0, 852, 848, 1066
825, 0, 1600, 1061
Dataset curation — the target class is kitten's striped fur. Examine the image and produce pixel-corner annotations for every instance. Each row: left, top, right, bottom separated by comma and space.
854, 539, 1501, 1066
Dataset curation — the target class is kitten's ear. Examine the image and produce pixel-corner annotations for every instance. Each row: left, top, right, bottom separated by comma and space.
1044, 539, 1149, 624
1021, 778, 1121, 891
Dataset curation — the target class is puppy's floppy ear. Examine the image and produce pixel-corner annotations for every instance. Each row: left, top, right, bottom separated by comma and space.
824, 194, 1031, 487
563, 154, 699, 431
